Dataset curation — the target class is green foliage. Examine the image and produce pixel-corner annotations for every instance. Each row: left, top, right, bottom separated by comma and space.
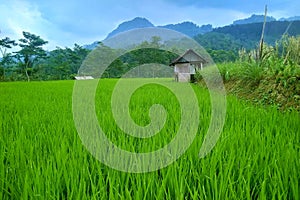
213, 20, 300, 50
207, 49, 238, 63
0, 66, 4, 80
0, 80, 299, 199
0, 35, 17, 59
0, 37, 17, 50
102, 37, 177, 78
215, 62, 240, 82
0, 35, 17, 79
278, 35, 300, 65
208, 35, 300, 111
103, 48, 176, 78
38, 44, 90, 80
0, 31, 89, 81
194, 32, 240, 63
193, 21, 300, 63
194, 32, 242, 52
16, 31, 48, 81
1, 25, 299, 82
239, 63, 265, 86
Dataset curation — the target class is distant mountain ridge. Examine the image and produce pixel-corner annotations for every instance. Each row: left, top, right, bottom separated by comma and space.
103, 14, 300, 41
212, 20, 300, 49
105, 17, 212, 39
106, 17, 154, 39
233, 14, 276, 25
279, 16, 300, 21
103, 14, 300, 42
158, 22, 212, 37
84, 15, 300, 50
233, 14, 300, 25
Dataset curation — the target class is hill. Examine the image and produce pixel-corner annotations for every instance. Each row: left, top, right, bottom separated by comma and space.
106, 17, 212, 39
212, 20, 300, 49
106, 17, 154, 39
193, 20, 300, 62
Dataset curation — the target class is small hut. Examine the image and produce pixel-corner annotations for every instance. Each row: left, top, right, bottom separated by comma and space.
170, 49, 207, 82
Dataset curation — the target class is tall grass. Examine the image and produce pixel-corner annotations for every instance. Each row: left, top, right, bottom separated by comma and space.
0, 79, 299, 199
208, 36, 300, 111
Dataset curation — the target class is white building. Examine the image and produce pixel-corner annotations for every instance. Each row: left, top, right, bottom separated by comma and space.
74, 76, 94, 80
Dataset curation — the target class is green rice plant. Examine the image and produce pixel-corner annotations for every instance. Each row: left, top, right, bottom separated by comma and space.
0, 79, 299, 199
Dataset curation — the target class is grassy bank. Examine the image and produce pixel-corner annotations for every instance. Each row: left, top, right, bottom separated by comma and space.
196, 36, 300, 111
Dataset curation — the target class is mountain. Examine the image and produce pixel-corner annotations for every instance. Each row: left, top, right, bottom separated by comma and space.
159, 22, 212, 37
105, 17, 154, 39
105, 17, 212, 40
279, 16, 300, 21
85, 15, 300, 55
233, 14, 276, 25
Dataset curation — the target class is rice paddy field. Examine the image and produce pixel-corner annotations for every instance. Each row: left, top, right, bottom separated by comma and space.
0, 79, 299, 199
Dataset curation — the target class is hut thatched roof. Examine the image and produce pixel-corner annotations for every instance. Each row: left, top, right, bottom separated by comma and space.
170, 49, 207, 66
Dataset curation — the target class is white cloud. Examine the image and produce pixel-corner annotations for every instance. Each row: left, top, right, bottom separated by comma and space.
0, 0, 57, 49
0, 0, 99, 50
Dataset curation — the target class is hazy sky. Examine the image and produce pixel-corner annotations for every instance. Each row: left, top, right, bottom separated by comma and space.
0, 0, 299, 50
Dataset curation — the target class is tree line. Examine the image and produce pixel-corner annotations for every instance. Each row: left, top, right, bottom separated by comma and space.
0, 31, 90, 81
3, 25, 297, 81
0, 33, 180, 81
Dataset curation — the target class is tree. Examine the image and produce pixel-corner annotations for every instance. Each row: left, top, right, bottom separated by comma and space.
0, 36, 17, 57
16, 31, 48, 81
0, 32, 17, 80
38, 44, 90, 80
0, 66, 4, 80
66, 44, 90, 74
39, 47, 70, 80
